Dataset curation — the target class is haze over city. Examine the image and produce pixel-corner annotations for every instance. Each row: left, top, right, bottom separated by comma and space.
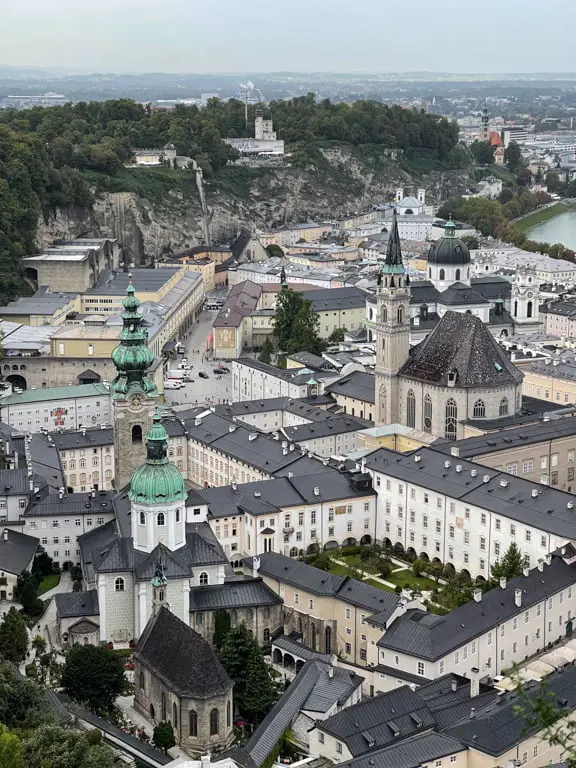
3, 0, 576, 73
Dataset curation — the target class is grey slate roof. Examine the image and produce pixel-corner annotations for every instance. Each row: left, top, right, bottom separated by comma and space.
400, 311, 523, 388
189, 579, 282, 611
306, 287, 368, 312
0, 528, 39, 574
248, 552, 398, 617
272, 635, 331, 663
0, 467, 46, 497
25, 490, 115, 517
215, 397, 335, 423
28, 435, 64, 492
319, 685, 436, 756
438, 283, 490, 306
338, 733, 465, 768
55, 589, 99, 618
325, 372, 376, 404
376, 549, 576, 661
50, 426, 114, 450
135, 606, 232, 699
281, 415, 372, 442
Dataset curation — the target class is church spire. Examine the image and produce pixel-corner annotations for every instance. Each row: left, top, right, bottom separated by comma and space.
280, 264, 287, 289
444, 215, 456, 239
111, 279, 157, 398
384, 209, 404, 274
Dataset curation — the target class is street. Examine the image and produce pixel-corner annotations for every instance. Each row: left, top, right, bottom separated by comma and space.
163, 310, 232, 410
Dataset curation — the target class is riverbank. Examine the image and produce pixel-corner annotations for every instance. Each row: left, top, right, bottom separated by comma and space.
514, 201, 576, 233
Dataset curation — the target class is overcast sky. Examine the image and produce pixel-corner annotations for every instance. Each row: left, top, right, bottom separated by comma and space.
3, 0, 575, 74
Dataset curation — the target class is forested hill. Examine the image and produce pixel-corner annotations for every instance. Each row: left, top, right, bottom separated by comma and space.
0, 96, 461, 304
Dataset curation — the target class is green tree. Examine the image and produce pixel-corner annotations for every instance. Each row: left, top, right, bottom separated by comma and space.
219, 624, 279, 722
273, 288, 325, 355
490, 542, 527, 584
0, 726, 25, 768
0, 608, 28, 663
32, 552, 56, 578
504, 140, 522, 171
213, 608, 231, 649
61, 644, 125, 715
0, 661, 48, 729
470, 140, 495, 165
21, 725, 118, 768
258, 337, 274, 364
327, 327, 347, 344
14, 571, 42, 617
460, 235, 479, 250
265, 244, 284, 259
153, 722, 175, 754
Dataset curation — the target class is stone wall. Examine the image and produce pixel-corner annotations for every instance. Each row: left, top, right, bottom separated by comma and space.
190, 603, 282, 647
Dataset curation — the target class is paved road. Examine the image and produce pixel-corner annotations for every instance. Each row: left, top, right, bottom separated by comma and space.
164, 310, 232, 410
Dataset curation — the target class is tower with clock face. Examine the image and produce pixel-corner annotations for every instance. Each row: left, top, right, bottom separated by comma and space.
111, 280, 158, 489
512, 268, 540, 332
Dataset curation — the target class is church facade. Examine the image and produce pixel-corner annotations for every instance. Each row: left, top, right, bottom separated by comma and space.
374, 213, 524, 439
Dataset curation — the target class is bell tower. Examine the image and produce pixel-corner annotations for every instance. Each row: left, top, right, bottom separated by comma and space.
375, 210, 411, 425
111, 279, 158, 489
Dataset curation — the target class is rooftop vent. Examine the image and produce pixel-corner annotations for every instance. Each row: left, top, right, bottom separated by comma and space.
455, 465, 462, 473
414, 455, 421, 463
471, 469, 477, 477
254, 491, 261, 498
531, 488, 539, 498
444, 460, 451, 469
483, 475, 490, 483
500, 479, 509, 488
248, 433, 258, 442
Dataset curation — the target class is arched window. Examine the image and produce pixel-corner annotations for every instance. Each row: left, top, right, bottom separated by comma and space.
157, 512, 165, 526
199, 572, 208, 585
173, 702, 178, 729
379, 384, 387, 423
139, 511, 146, 525
227, 700, 231, 728
114, 577, 125, 592
439, 268, 445, 281
473, 399, 485, 419
263, 628, 270, 644
311, 622, 317, 651
210, 708, 219, 736
455, 269, 461, 281
175, 508, 180, 523
369, 307, 373, 321
499, 396, 509, 416
325, 626, 332, 654
397, 306, 404, 324
189, 710, 198, 737
406, 390, 416, 428
527, 300, 533, 318
161, 692, 166, 722
139, 671, 145, 690
445, 398, 458, 441
381, 306, 387, 323
423, 395, 432, 434
132, 425, 142, 443
428, 268, 431, 278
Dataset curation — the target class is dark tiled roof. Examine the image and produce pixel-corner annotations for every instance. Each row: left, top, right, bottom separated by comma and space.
306, 287, 368, 312
409, 280, 441, 305
50, 426, 113, 450
282, 415, 372, 442
338, 733, 465, 768
25, 490, 115, 517
189, 579, 282, 611
438, 283, 490, 306
0, 528, 38, 574
69, 619, 100, 634
135, 606, 232, 699
55, 589, 99, 618
325, 372, 376, 404
400, 311, 523, 388
376, 550, 576, 660
0, 468, 46, 496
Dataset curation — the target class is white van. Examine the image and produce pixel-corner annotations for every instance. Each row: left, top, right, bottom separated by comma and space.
164, 379, 184, 390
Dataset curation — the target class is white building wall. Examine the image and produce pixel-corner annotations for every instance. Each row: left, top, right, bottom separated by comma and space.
24, 509, 115, 567
1, 393, 112, 433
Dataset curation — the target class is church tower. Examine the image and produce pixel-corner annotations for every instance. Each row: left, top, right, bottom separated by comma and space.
481, 104, 489, 142
375, 210, 411, 425
111, 280, 158, 489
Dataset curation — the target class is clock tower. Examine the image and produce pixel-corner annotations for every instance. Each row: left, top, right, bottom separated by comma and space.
111, 279, 158, 489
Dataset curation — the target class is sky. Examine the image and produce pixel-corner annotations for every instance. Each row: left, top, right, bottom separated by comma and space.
3, 0, 576, 74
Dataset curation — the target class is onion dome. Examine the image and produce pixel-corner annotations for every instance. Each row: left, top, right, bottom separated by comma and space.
129, 413, 186, 505
428, 217, 470, 266
111, 280, 157, 398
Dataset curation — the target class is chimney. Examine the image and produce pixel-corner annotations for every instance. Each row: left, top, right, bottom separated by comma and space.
232, 482, 237, 491
252, 556, 261, 579
523, 566, 529, 577
29, 479, 34, 492
499, 577, 507, 589
451, 680, 458, 692
13, 451, 18, 469
546, 554, 552, 566
470, 707, 476, 719
450, 446, 460, 457
473, 589, 482, 603
2, 529, 8, 542
313, 486, 320, 496
514, 588, 522, 607
328, 666, 334, 679
470, 666, 480, 698
537, 559, 544, 572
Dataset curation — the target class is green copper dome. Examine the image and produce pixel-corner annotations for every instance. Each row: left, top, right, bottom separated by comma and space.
129, 413, 187, 505
111, 279, 158, 398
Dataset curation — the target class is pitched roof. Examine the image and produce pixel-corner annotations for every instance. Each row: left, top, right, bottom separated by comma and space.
55, 589, 100, 618
337, 733, 465, 768
325, 372, 375, 404
437, 283, 490, 306
50, 426, 114, 450
189, 579, 282, 611
135, 606, 232, 699
0, 528, 38, 574
400, 311, 523, 388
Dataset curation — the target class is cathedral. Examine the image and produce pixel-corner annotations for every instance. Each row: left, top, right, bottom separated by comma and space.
374, 212, 524, 439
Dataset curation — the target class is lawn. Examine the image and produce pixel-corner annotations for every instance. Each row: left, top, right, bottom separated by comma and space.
326, 563, 349, 577
364, 578, 394, 593
38, 573, 60, 594
386, 569, 437, 591
514, 202, 575, 233
340, 554, 384, 575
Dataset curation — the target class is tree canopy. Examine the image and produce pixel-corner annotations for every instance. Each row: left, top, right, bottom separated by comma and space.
272, 288, 325, 355
0, 608, 28, 663
490, 542, 528, 584
61, 644, 125, 716
153, 721, 176, 754
21, 725, 118, 768
0, 661, 49, 730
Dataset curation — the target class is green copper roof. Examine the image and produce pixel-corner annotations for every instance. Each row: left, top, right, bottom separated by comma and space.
444, 216, 456, 238
111, 280, 158, 399
129, 413, 186, 505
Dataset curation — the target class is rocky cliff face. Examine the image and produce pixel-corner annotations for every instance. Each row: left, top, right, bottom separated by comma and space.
36, 147, 473, 264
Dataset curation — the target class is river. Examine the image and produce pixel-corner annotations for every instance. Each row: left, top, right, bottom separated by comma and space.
526, 209, 576, 250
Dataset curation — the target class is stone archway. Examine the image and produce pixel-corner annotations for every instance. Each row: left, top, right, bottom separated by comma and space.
360, 535, 372, 545
406, 547, 417, 561
420, 551, 430, 562
6, 374, 27, 391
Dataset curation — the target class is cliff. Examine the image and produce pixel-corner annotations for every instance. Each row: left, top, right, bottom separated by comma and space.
36, 145, 473, 264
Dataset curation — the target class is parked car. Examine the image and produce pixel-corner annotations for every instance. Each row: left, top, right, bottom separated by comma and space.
217, 365, 230, 373
164, 379, 184, 390
213, 367, 227, 375
198, 371, 209, 379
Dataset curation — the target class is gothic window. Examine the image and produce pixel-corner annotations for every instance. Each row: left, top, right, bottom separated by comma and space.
311, 622, 317, 651
527, 300, 533, 318
455, 269, 461, 281
158, 589, 165, 602
132, 425, 142, 443
499, 397, 509, 416
173, 702, 178, 729
227, 700, 231, 728
263, 628, 270, 644
445, 398, 458, 441
139, 671, 145, 690
325, 626, 332, 654
189, 710, 198, 737
381, 306, 387, 323
439, 269, 445, 281
424, 394, 433, 434
199, 572, 209, 585
473, 399, 485, 419
382, 338, 385, 352
514, 300, 518, 317
157, 512, 165, 526
139, 511, 146, 525
406, 390, 416, 428
114, 577, 125, 592
210, 708, 219, 735
397, 306, 404, 323
161, 692, 167, 722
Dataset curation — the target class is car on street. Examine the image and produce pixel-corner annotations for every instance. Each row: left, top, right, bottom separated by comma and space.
216, 365, 230, 373
164, 379, 184, 390
213, 367, 227, 375
198, 371, 209, 379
